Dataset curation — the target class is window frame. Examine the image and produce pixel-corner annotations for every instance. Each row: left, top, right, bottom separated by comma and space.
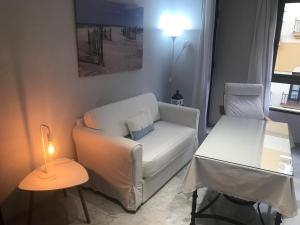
272, 0, 300, 85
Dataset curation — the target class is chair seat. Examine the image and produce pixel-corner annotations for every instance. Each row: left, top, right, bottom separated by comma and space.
139, 121, 196, 178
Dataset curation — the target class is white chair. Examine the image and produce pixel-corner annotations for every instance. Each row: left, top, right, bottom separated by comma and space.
224, 83, 265, 120
224, 83, 296, 148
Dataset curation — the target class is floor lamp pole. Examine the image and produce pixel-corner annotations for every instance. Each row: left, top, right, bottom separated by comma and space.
170, 36, 176, 83
169, 36, 177, 101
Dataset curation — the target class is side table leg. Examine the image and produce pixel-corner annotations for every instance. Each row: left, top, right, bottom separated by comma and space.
77, 187, 90, 224
63, 189, 67, 197
0, 207, 5, 225
275, 212, 282, 225
190, 190, 198, 225
27, 192, 34, 225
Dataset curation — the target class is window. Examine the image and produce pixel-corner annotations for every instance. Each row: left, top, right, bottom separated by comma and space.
270, 0, 300, 111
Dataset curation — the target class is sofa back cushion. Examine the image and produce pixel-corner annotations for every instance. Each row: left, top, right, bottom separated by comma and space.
84, 93, 160, 136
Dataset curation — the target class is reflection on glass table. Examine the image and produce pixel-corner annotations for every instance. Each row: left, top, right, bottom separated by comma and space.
196, 116, 293, 176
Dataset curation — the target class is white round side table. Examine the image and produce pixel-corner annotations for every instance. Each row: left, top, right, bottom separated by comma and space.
19, 158, 90, 225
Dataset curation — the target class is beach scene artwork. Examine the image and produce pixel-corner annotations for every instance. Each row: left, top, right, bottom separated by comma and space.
75, 0, 144, 77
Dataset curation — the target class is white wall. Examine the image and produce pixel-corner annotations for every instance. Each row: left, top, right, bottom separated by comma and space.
281, 3, 300, 42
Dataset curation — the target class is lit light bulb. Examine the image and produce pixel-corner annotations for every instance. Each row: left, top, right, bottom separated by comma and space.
48, 142, 55, 155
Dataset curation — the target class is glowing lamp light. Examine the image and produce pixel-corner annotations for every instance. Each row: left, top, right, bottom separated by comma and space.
48, 142, 55, 155
159, 13, 191, 38
39, 124, 56, 178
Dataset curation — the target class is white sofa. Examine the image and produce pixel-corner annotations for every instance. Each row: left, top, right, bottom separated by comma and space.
73, 93, 199, 211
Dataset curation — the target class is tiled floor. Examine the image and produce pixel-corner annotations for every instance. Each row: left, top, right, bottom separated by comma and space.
13, 148, 300, 225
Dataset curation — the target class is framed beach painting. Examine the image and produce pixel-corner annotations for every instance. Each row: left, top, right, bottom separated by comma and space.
74, 0, 144, 77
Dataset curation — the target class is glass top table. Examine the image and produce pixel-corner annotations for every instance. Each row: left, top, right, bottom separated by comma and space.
195, 115, 293, 176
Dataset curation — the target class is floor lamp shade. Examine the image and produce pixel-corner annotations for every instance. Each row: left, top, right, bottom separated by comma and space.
159, 13, 190, 38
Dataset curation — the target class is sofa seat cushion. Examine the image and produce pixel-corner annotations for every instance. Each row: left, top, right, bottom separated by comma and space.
139, 121, 196, 178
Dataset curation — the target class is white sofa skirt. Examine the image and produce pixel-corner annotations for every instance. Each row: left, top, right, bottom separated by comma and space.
83, 139, 196, 210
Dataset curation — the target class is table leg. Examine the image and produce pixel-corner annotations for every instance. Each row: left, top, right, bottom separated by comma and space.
275, 212, 282, 225
257, 203, 265, 225
63, 189, 67, 197
0, 207, 5, 225
77, 186, 90, 224
267, 205, 272, 224
27, 191, 34, 225
190, 190, 198, 225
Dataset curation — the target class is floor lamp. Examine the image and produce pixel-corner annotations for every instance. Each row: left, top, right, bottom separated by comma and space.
161, 17, 191, 105
160, 13, 190, 83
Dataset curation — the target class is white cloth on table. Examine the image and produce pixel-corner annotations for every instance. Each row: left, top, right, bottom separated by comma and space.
182, 156, 297, 218
182, 116, 297, 218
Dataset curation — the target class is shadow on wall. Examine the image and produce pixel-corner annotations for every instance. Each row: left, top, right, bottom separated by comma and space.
0, 24, 35, 221
12, 41, 35, 169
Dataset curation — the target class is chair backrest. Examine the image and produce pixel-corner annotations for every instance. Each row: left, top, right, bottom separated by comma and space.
224, 83, 265, 120
83, 93, 160, 136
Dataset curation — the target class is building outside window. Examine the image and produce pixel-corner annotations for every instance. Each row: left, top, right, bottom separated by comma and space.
270, 2, 300, 111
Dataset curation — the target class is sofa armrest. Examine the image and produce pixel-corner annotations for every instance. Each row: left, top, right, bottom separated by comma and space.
158, 102, 200, 131
72, 125, 143, 188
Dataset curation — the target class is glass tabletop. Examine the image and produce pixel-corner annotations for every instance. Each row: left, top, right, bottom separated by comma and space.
195, 116, 293, 176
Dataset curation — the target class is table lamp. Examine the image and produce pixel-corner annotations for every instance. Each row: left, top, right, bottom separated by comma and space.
39, 124, 55, 178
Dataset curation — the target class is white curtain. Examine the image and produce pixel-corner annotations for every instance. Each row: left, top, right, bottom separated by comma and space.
191, 0, 216, 142
247, 0, 278, 114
